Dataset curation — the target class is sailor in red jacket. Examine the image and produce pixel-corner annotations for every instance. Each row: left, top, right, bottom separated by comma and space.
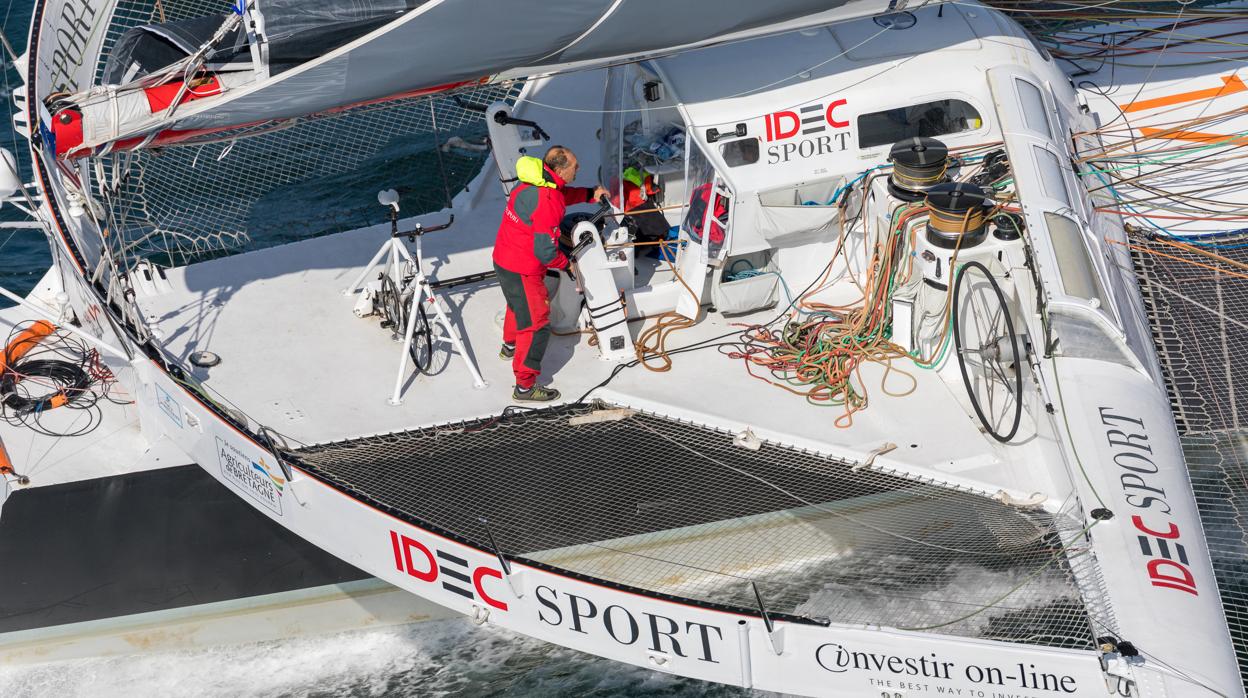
493, 146, 606, 402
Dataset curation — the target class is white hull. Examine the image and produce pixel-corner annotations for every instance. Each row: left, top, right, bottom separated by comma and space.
7, 0, 1245, 695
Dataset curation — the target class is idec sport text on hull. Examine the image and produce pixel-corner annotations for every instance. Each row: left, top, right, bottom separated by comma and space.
764, 99, 852, 164
535, 584, 725, 663
46, 0, 102, 93
1100, 407, 1200, 595
388, 530, 509, 610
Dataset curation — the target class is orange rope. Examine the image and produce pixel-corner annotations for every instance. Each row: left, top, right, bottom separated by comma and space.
1109, 238, 1248, 281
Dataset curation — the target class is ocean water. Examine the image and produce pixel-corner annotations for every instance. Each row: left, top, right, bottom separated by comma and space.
0, 0, 44, 302
0, 620, 758, 698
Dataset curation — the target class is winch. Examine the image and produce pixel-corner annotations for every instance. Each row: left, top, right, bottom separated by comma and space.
924, 181, 990, 250
911, 181, 993, 290
888, 136, 950, 201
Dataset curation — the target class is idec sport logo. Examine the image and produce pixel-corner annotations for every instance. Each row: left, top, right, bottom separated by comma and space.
1100, 407, 1200, 597
389, 530, 509, 611
764, 98, 852, 164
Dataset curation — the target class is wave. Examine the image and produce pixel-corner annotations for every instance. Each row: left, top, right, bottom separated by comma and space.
0, 618, 767, 698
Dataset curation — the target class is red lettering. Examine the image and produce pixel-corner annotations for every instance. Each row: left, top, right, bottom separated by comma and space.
400, 534, 437, 582
1132, 515, 1180, 539
825, 99, 849, 128
769, 111, 800, 141
1147, 559, 1198, 595
390, 531, 403, 571
473, 567, 509, 611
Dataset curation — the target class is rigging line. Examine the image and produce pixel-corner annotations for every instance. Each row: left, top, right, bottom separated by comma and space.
1134, 647, 1234, 698
1138, 233, 1248, 273
631, 418, 1042, 558
958, 0, 1156, 15
1117, 240, 1248, 281
1095, 1, 1189, 133
1046, 17, 1248, 45
427, 100, 453, 210
1046, 21, 1248, 55
0, 223, 23, 257
1086, 130, 1248, 191
0, 27, 18, 63
1, 11, 26, 185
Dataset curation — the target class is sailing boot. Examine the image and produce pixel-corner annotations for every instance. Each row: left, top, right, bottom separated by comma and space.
513, 384, 560, 402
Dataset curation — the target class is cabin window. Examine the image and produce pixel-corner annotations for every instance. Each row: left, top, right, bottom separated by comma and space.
1044, 211, 1109, 309
720, 138, 760, 167
1016, 79, 1053, 139
1033, 145, 1073, 209
683, 144, 729, 259
857, 99, 982, 149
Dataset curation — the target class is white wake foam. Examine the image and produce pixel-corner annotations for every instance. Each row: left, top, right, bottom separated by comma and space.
0, 618, 771, 697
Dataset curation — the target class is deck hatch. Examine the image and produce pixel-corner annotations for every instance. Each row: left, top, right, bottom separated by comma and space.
289, 404, 1096, 648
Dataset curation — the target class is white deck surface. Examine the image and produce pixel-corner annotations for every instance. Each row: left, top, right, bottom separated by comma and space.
0, 271, 183, 488
136, 72, 1069, 501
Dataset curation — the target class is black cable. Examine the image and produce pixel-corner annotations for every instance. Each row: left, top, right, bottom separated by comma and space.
0, 321, 130, 438
0, 359, 90, 413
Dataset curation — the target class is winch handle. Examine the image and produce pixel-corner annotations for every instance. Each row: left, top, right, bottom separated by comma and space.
492, 111, 550, 141
588, 195, 614, 226
571, 230, 595, 258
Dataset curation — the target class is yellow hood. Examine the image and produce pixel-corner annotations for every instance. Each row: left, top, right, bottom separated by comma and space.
515, 156, 555, 188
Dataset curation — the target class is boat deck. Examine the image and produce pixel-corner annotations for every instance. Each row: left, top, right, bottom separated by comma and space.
136, 189, 1055, 497
134, 71, 1069, 503
124, 70, 1105, 649
0, 274, 162, 489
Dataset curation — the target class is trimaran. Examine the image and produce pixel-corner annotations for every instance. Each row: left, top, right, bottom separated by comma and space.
1, 0, 1247, 695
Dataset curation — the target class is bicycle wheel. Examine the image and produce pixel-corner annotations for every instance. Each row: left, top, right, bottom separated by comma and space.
407, 300, 434, 373
953, 261, 1024, 443
378, 274, 404, 334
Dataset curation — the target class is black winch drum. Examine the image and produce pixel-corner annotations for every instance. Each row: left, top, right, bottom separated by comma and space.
925, 181, 990, 249
888, 136, 949, 201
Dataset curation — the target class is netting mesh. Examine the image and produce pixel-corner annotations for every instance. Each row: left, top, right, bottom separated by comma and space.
1132, 235, 1248, 687
103, 84, 516, 264
289, 404, 1096, 648
90, 1, 519, 266
1131, 236, 1248, 435
1183, 432, 1248, 690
